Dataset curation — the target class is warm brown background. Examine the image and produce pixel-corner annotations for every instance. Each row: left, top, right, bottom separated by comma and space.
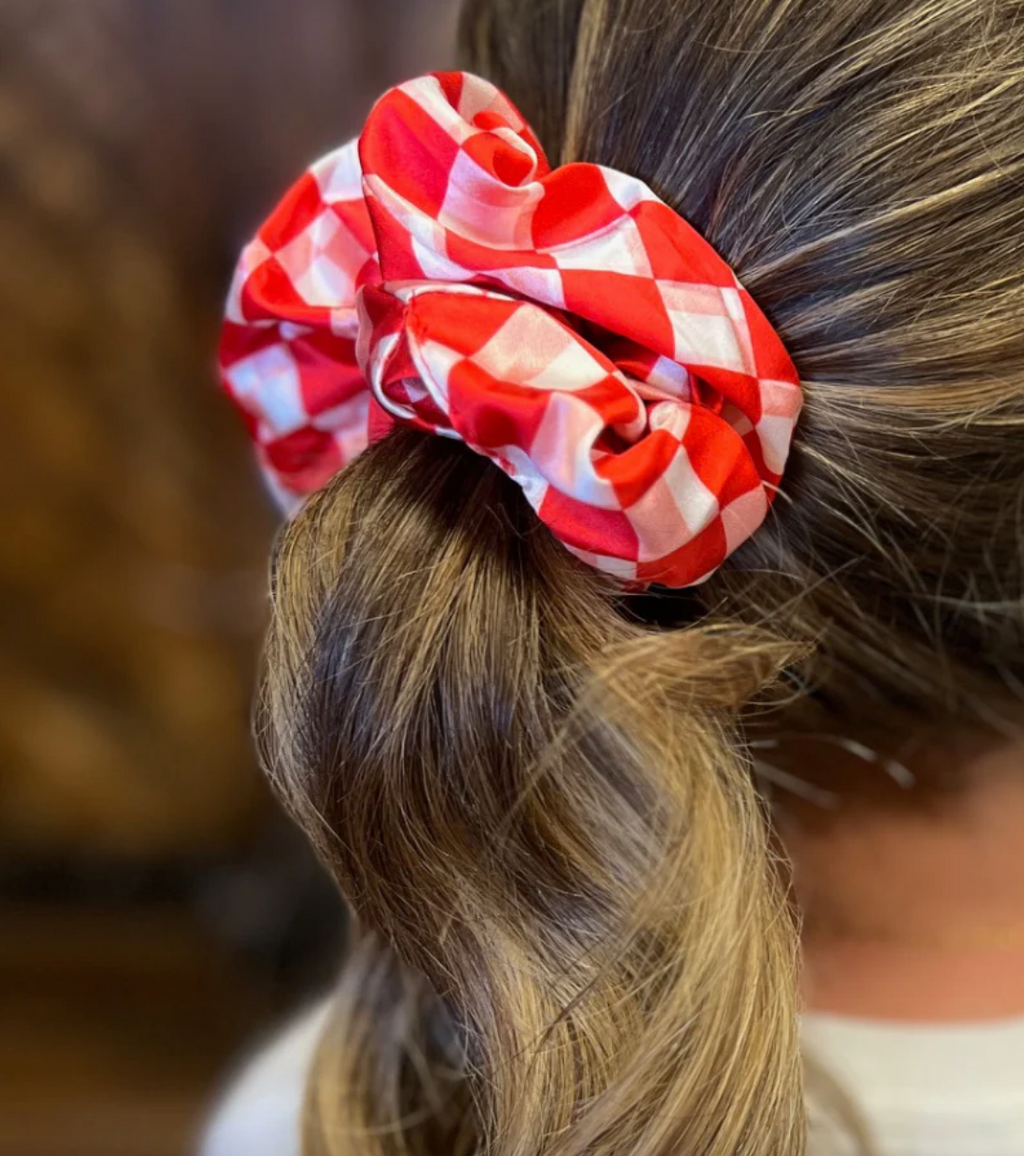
0, 2, 458, 1152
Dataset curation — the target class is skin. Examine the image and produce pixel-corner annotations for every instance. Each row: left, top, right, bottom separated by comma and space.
779, 739, 1024, 1021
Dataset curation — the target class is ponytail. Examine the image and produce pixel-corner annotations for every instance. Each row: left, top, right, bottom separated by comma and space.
260, 430, 804, 1156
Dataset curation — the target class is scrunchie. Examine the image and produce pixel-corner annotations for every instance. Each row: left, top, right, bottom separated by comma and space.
219, 71, 801, 588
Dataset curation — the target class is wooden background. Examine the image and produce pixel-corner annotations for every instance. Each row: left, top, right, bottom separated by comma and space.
0, 2, 459, 1152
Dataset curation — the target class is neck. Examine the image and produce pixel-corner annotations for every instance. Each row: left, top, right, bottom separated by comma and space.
776, 737, 1024, 1022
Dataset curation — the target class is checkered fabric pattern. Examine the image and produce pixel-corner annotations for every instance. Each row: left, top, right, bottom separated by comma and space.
219, 71, 802, 588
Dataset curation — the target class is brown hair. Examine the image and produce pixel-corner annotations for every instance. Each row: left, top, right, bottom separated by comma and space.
258, 1, 1024, 1153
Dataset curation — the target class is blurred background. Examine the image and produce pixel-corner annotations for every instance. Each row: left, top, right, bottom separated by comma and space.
0, 2, 459, 1152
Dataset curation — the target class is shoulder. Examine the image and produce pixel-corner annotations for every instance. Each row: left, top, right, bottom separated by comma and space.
199, 996, 333, 1156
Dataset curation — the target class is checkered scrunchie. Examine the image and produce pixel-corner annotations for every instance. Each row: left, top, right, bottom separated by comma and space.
219, 71, 802, 588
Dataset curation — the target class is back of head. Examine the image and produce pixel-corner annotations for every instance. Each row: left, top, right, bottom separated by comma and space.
258, 2, 1024, 1154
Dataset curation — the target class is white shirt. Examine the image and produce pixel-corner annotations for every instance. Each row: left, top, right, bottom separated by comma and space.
802, 1012, 1024, 1155
200, 998, 1024, 1156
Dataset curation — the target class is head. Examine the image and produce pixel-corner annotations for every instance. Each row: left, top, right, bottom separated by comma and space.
256, 1, 1024, 1153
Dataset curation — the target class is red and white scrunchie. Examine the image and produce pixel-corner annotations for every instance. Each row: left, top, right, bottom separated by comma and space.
219, 71, 802, 589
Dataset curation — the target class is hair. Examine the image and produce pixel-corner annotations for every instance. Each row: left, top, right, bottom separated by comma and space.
256, 1, 1024, 1154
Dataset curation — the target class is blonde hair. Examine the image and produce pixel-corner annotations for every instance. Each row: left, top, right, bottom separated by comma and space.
257, 1, 1024, 1153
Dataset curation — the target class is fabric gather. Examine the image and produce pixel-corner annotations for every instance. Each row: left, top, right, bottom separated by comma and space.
218, 70, 802, 588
